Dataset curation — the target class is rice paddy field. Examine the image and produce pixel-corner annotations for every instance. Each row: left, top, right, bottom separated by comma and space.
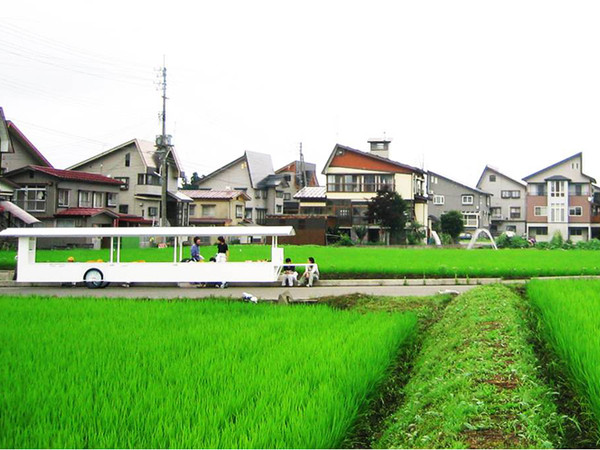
528, 279, 600, 437
0, 297, 416, 449
2, 244, 600, 278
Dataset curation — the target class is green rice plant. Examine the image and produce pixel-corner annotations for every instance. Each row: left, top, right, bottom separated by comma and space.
0, 297, 416, 448
2, 246, 600, 279
528, 279, 600, 433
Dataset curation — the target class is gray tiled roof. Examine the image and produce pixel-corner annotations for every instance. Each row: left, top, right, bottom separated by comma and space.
294, 186, 327, 199
245, 151, 275, 188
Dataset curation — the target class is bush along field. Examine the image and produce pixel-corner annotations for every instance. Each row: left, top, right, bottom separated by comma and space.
376, 285, 563, 449
0, 297, 416, 449
528, 279, 600, 443
3, 245, 600, 278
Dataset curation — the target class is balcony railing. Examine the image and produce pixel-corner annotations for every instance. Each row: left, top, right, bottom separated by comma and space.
327, 183, 394, 193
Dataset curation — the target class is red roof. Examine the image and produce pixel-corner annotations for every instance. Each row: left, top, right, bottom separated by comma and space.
27, 166, 123, 185
55, 208, 119, 217
116, 213, 152, 224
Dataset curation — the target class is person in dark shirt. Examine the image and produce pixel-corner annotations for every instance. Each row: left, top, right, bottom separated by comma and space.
281, 257, 298, 287
216, 236, 229, 263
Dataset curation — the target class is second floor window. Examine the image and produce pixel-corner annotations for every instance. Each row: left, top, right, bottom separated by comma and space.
550, 181, 565, 198
284, 193, 291, 201
14, 185, 46, 212
490, 207, 501, 217
138, 173, 161, 186
125, 153, 130, 167
327, 174, 393, 192
119, 204, 129, 214
236, 205, 243, 219
189, 204, 196, 216
107, 193, 117, 207
202, 205, 216, 217
461, 195, 474, 205
57, 189, 70, 208
534, 206, 547, 216
569, 206, 583, 216
510, 207, 521, 219
115, 177, 129, 191
78, 191, 92, 208
433, 195, 445, 205
93, 192, 104, 208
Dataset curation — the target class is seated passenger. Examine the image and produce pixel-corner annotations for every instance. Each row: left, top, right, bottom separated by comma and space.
281, 258, 298, 287
299, 257, 319, 287
190, 236, 205, 262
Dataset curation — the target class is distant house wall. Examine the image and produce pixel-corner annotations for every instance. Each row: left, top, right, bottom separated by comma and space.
477, 168, 526, 235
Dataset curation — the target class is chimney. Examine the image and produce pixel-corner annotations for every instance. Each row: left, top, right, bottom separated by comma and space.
368, 138, 391, 159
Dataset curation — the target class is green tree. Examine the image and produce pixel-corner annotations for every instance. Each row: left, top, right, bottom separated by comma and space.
440, 210, 464, 243
406, 221, 426, 245
367, 187, 408, 244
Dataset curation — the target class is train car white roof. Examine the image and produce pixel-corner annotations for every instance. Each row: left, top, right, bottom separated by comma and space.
0, 226, 295, 238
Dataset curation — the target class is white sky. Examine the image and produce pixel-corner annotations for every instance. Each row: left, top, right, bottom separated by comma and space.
3, 0, 600, 187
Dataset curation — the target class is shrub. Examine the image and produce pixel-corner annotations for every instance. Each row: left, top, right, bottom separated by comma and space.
334, 234, 355, 247
549, 231, 564, 249
353, 226, 367, 244
439, 233, 453, 245
496, 233, 530, 249
576, 238, 600, 250
536, 241, 550, 250
440, 211, 464, 243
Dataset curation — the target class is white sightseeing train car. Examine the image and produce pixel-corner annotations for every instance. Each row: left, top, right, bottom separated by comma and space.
0, 226, 295, 288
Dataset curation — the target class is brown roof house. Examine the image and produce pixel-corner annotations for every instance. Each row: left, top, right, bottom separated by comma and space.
275, 160, 319, 214
5, 165, 124, 248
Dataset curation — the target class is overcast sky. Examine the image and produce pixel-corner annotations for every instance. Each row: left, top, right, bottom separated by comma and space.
3, 1, 600, 187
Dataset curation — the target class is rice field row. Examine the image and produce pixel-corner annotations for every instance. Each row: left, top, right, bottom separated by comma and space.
3, 245, 600, 278
528, 279, 600, 435
0, 297, 416, 449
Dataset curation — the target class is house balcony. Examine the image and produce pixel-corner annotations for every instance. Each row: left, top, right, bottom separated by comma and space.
134, 184, 162, 197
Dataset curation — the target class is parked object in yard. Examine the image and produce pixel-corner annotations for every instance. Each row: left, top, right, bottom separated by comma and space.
0, 226, 295, 288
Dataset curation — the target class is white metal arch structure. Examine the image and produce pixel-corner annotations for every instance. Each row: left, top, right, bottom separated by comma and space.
0, 226, 295, 287
466, 228, 498, 250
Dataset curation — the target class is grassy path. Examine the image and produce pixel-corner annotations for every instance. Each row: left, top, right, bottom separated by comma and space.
376, 285, 563, 449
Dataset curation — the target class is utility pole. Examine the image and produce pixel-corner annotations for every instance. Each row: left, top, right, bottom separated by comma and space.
299, 142, 307, 188
156, 62, 172, 227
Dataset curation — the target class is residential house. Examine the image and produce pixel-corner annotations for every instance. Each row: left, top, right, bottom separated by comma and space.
185, 189, 250, 226
322, 139, 427, 243
4, 165, 123, 247
476, 166, 526, 236
428, 171, 491, 232
294, 186, 327, 215
194, 151, 287, 225
275, 160, 319, 213
523, 152, 600, 242
0, 107, 53, 174
68, 139, 191, 226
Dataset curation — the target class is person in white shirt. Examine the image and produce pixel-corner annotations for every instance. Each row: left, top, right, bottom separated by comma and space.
281, 258, 298, 287
299, 257, 319, 287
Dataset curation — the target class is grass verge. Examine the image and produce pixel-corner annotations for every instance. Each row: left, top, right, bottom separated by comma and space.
319, 293, 453, 448
376, 284, 563, 449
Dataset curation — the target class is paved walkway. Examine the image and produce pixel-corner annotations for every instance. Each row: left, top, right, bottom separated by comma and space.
0, 284, 477, 300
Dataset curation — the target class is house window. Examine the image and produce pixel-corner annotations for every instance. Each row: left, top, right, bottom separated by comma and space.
569, 206, 583, 216
57, 189, 70, 208
532, 184, 546, 196
236, 205, 243, 219
550, 181, 565, 198
115, 177, 129, 190
511, 191, 520, 198
93, 192, 104, 208
276, 205, 283, 213
138, 173, 161, 186
462, 212, 478, 227
189, 204, 196, 216
433, 195, 445, 205
284, 193, 291, 201
530, 226, 548, 236
489, 175, 496, 182
461, 195, 474, 205
276, 191, 284, 198
569, 184, 587, 196
490, 207, 501, 218
107, 193, 117, 207
550, 203, 566, 222
119, 204, 129, 214
245, 208, 253, 220
255, 190, 261, 199
510, 207, 521, 219
283, 174, 291, 182
78, 191, 92, 208
125, 153, 130, 167
148, 207, 158, 217
256, 208, 267, 225
327, 174, 394, 192
337, 208, 351, 217
202, 205, 216, 217
569, 228, 584, 236
430, 175, 438, 184
534, 206, 547, 216
14, 185, 46, 212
